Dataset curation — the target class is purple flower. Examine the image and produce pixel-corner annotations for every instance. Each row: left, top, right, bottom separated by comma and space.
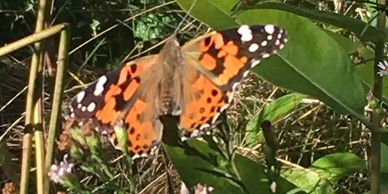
48, 155, 74, 183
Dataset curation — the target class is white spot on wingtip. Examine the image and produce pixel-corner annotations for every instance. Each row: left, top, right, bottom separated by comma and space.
275, 39, 280, 46
261, 40, 268, 47
238, 25, 253, 42
81, 106, 86, 112
77, 103, 82, 109
251, 59, 261, 67
76, 91, 85, 103
87, 102, 96, 112
93, 75, 107, 96
267, 35, 273, 40
262, 53, 270, 58
264, 25, 275, 34
248, 43, 259, 52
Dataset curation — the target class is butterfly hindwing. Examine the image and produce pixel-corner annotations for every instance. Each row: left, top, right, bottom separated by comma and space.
66, 55, 163, 157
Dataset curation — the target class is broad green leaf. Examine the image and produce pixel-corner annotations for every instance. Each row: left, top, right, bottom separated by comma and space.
163, 139, 250, 194
176, 0, 237, 29
234, 154, 306, 194
245, 93, 306, 147
162, 113, 302, 194
161, 114, 247, 194
237, 9, 366, 120
254, 2, 385, 42
282, 164, 335, 194
164, 138, 305, 194
311, 152, 366, 181
324, 30, 359, 54
381, 143, 388, 173
381, 172, 388, 194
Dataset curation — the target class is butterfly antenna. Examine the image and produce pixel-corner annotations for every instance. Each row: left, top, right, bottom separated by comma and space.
172, 0, 198, 36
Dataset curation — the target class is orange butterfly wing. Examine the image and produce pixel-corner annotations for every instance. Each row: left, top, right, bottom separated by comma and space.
66, 55, 163, 157
178, 25, 287, 138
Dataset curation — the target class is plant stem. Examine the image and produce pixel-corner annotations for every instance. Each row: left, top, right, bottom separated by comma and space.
371, 1, 386, 194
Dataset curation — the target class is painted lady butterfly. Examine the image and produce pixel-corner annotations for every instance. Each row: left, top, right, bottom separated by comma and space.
64, 25, 288, 158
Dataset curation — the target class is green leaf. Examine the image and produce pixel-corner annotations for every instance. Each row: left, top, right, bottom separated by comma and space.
164, 139, 305, 194
282, 153, 364, 193
324, 30, 359, 54
176, 0, 238, 30
311, 152, 366, 181
161, 112, 304, 194
163, 140, 247, 194
234, 155, 306, 194
381, 172, 388, 194
254, 2, 385, 42
245, 93, 306, 147
236, 9, 366, 119
282, 166, 335, 194
381, 143, 388, 173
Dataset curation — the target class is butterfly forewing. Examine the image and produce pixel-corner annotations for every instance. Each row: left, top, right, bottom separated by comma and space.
178, 24, 287, 137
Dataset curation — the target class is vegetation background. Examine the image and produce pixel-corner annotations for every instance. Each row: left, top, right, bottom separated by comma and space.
0, 0, 387, 194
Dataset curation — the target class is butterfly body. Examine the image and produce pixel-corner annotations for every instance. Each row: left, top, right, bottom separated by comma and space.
65, 25, 288, 158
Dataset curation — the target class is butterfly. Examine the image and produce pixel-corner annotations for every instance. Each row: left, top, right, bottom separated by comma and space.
64, 24, 288, 158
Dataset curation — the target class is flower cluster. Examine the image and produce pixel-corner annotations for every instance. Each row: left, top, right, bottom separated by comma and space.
48, 155, 74, 183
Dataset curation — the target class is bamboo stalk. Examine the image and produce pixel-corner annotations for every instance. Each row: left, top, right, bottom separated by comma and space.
20, 0, 50, 193
33, 0, 51, 193
44, 25, 69, 193
3, 23, 67, 194
0, 24, 66, 57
